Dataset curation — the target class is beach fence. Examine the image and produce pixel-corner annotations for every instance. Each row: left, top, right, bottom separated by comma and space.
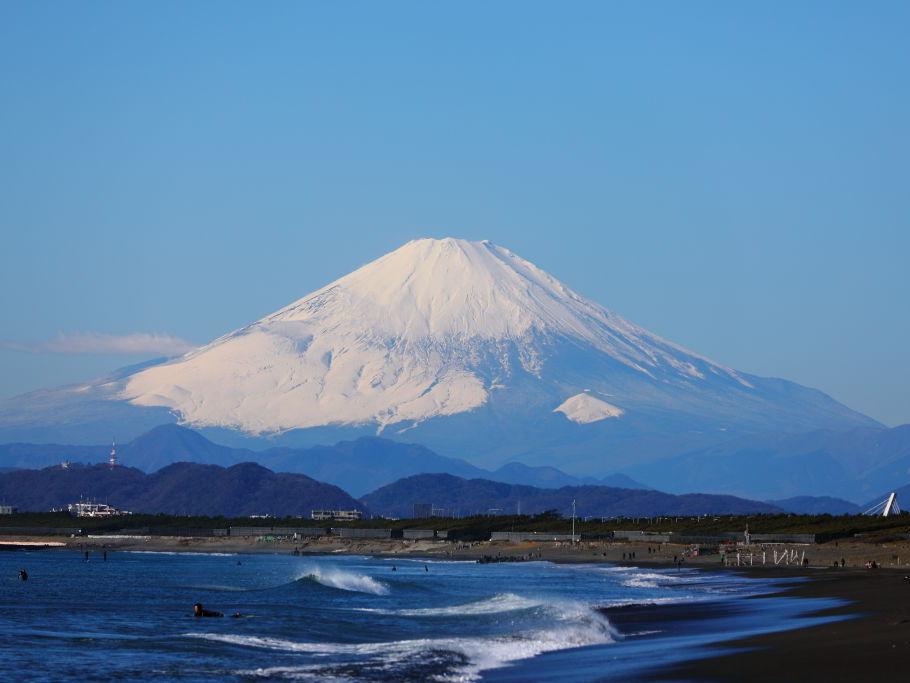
146, 527, 228, 537
332, 528, 399, 539
611, 531, 672, 542
614, 531, 818, 545
751, 534, 816, 544
229, 526, 329, 538
490, 532, 580, 542
723, 547, 807, 566
0, 526, 84, 536
402, 529, 436, 540
772, 548, 806, 566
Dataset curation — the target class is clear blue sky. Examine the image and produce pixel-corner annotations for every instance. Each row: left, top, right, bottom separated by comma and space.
1, 2, 908, 425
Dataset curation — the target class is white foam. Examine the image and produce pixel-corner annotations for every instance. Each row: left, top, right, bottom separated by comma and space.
122, 550, 237, 557
297, 566, 389, 595
382, 558, 477, 565
620, 571, 691, 589
188, 600, 616, 682
622, 578, 659, 588
357, 593, 542, 617
601, 596, 695, 608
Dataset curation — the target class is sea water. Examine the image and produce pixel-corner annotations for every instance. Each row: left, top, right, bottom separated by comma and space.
0, 551, 840, 682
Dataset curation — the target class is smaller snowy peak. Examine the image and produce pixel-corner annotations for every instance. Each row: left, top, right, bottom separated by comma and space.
554, 393, 624, 424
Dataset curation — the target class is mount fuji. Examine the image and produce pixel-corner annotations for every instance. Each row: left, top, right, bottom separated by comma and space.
0, 238, 879, 475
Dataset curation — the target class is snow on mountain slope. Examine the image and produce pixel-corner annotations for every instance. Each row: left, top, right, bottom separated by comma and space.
121, 238, 752, 434
554, 393, 624, 424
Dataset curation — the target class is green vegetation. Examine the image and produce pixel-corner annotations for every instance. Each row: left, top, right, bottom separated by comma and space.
3, 510, 910, 542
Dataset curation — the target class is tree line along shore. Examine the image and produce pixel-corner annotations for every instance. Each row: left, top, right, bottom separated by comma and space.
3, 509, 910, 541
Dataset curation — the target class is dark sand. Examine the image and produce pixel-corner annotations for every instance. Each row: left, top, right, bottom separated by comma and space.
645, 568, 910, 682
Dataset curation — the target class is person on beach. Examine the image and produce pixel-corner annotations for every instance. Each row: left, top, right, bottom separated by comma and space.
18, 569, 28, 581
193, 603, 223, 618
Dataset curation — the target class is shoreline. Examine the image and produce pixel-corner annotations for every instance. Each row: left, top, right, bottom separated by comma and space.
5, 533, 908, 680
6, 531, 910, 567
645, 567, 910, 682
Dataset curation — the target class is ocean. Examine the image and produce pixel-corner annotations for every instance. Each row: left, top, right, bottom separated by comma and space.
0, 550, 840, 682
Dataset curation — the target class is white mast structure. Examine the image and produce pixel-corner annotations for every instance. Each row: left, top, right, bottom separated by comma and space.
864, 492, 901, 517
109, 440, 118, 468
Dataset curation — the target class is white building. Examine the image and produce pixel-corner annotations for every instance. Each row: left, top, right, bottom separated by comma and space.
67, 501, 130, 517
311, 509, 363, 521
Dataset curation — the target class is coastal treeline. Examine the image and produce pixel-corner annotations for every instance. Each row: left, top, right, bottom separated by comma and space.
3, 510, 909, 543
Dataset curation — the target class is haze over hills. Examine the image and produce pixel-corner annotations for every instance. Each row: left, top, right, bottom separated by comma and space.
0, 462, 363, 517
5, 423, 906, 503
0, 238, 881, 490
361, 473, 782, 519
0, 425, 649, 498
625, 425, 910, 503
767, 496, 862, 516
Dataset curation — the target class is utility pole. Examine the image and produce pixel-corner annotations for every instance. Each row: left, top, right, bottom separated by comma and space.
572, 499, 576, 542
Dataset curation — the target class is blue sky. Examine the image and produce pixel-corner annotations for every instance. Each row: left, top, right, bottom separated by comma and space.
1, 2, 908, 425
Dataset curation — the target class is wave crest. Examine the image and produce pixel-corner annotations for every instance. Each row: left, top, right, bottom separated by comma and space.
359, 592, 542, 617
296, 566, 389, 595
187, 600, 616, 681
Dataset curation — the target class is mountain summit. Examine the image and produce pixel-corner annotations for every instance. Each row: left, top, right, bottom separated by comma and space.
124, 238, 753, 434
0, 238, 879, 472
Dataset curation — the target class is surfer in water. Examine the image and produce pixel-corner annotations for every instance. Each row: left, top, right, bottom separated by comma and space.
193, 603, 223, 618
18, 569, 28, 581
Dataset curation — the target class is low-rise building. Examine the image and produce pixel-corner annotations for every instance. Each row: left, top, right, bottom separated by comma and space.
311, 509, 363, 521
67, 501, 130, 517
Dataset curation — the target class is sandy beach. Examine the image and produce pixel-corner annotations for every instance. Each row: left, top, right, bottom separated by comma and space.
645, 568, 910, 681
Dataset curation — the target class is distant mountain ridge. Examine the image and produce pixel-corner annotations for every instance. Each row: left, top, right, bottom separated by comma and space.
361, 473, 781, 518
0, 425, 649, 497
767, 496, 862, 515
4, 422, 909, 503
0, 462, 362, 517
624, 424, 910, 503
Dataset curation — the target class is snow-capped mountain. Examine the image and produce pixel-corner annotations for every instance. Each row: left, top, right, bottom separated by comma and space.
0, 238, 880, 474
123, 238, 753, 433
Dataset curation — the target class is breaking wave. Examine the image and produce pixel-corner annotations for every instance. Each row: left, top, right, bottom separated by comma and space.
620, 571, 690, 589
186, 600, 615, 681
295, 566, 389, 595
357, 592, 543, 617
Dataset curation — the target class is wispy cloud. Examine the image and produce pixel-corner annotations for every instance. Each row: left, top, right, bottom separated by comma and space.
1, 332, 195, 356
